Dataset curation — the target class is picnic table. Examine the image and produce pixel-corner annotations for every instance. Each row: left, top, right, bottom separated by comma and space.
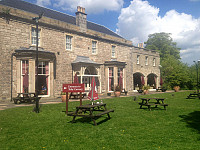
139, 98, 168, 110
13, 93, 38, 104
187, 93, 200, 99
67, 103, 114, 126
69, 92, 86, 99
121, 89, 128, 95
156, 87, 167, 92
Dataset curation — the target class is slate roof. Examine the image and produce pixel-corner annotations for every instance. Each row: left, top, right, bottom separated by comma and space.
72, 56, 101, 65
0, 0, 123, 38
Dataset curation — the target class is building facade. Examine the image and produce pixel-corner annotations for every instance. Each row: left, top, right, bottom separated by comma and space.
0, 0, 160, 101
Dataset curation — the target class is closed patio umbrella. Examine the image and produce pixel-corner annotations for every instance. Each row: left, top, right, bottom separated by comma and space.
141, 75, 145, 86
73, 73, 79, 84
160, 77, 163, 86
88, 76, 99, 104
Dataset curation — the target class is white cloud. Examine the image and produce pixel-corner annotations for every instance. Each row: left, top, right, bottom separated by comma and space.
117, 0, 200, 65
53, 0, 123, 14
36, 0, 51, 6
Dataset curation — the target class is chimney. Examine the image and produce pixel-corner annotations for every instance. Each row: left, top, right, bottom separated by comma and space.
138, 43, 144, 48
76, 6, 87, 32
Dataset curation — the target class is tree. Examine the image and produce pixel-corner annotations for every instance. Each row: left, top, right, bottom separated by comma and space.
145, 32, 191, 89
145, 32, 180, 60
161, 55, 190, 89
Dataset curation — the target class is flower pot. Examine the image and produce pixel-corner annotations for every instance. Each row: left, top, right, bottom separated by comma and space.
61, 95, 66, 102
143, 90, 149, 95
174, 86, 180, 92
114, 91, 121, 97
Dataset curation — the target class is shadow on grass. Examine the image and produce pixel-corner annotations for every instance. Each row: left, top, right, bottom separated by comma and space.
69, 116, 111, 126
180, 111, 200, 134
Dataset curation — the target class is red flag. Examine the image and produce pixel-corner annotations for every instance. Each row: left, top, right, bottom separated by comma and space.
88, 76, 99, 101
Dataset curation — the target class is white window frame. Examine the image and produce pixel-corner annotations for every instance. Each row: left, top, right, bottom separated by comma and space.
145, 56, 148, 65
108, 67, 114, 92
38, 61, 50, 97
21, 60, 29, 92
31, 27, 41, 46
92, 41, 97, 54
153, 58, 156, 66
111, 45, 116, 58
137, 55, 140, 64
66, 35, 73, 51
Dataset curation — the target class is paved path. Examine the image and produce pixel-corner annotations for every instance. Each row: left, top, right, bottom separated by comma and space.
0, 91, 173, 111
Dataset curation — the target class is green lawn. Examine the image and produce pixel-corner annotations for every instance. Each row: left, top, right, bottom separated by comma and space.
1, 91, 200, 150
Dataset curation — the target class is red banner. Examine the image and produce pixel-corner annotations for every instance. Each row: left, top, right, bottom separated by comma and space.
63, 84, 85, 92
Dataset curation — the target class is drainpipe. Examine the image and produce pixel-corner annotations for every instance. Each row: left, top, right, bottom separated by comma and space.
11, 53, 15, 101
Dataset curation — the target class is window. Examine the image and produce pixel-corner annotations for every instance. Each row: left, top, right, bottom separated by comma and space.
118, 68, 123, 89
111, 45, 116, 57
66, 35, 73, 51
31, 27, 41, 46
137, 55, 140, 64
92, 41, 97, 54
21, 60, 29, 93
145, 56, 148, 65
37, 61, 49, 95
108, 67, 114, 91
153, 58, 156, 66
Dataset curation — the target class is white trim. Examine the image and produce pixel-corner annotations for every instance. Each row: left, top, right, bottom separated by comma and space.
80, 75, 100, 77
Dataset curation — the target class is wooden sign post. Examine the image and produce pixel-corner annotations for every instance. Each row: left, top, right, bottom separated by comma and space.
62, 84, 85, 114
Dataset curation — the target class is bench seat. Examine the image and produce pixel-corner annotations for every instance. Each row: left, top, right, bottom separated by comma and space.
95, 109, 114, 117
187, 93, 199, 99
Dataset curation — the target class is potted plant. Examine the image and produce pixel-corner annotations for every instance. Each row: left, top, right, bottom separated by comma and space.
61, 92, 66, 102
137, 85, 144, 93
143, 85, 150, 95
114, 85, 121, 97
173, 86, 180, 92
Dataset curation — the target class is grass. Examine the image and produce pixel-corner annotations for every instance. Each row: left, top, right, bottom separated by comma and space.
1, 91, 200, 149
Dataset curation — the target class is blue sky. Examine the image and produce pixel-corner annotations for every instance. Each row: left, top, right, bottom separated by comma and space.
24, 0, 200, 65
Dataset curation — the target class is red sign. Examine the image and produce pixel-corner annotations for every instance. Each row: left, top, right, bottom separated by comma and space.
63, 84, 85, 92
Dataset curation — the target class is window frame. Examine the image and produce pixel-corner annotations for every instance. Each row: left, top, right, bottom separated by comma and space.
31, 27, 41, 46
153, 58, 156, 66
92, 40, 97, 54
66, 34, 73, 51
111, 45, 116, 58
137, 55, 140, 64
145, 56, 148, 65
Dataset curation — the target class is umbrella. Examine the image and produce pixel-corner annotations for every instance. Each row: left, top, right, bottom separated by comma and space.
160, 77, 163, 86
88, 76, 99, 102
73, 73, 79, 84
141, 75, 145, 85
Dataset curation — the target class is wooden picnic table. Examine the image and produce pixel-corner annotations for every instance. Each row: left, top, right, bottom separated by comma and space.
67, 103, 114, 126
69, 92, 86, 99
139, 98, 168, 110
13, 93, 38, 104
187, 93, 200, 99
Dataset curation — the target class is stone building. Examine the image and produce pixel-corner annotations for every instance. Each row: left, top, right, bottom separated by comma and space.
0, 0, 160, 101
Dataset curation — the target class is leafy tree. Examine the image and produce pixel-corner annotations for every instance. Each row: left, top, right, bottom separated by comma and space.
145, 32, 180, 60
161, 55, 190, 89
145, 32, 192, 89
